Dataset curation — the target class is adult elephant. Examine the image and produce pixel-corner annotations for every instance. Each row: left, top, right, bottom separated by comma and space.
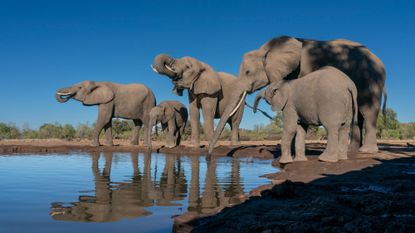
151, 54, 245, 147
208, 36, 387, 155
56, 81, 156, 147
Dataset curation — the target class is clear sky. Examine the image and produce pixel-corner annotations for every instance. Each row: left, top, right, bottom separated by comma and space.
0, 0, 414, 129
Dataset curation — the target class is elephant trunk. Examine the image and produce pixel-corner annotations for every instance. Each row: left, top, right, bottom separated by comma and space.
207, 83, 250, 156
55, 87, 76, 103
253, 90, 266, 113
147, 116, 157, 149
151, 54, 177, 78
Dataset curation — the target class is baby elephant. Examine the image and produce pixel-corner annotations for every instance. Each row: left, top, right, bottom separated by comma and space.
254, 66, 358, 163
149, 101, 188, 148
56, 81, 156, 147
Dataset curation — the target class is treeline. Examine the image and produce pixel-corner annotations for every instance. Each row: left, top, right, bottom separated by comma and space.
0, 108, 414, 141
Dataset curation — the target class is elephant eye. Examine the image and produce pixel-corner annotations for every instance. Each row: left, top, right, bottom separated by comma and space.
245, 70, 250, 75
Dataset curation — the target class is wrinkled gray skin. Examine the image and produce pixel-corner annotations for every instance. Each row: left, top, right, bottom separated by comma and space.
149, 101, 188, 148
254, 67, 358, 163
55, 81, 156, 147
151, 54, 245, 148
209, 36, 387, 155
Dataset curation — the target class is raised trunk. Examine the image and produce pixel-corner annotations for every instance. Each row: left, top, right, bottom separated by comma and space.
152, 54, 176, 78
55, 87, 76, 103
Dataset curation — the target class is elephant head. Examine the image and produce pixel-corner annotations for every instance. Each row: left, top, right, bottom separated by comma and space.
151, 54, 221, 96
55, 81, 115, 106
208, 36, 303, 154
148, 104, 176, 149
253, 81, 289, 113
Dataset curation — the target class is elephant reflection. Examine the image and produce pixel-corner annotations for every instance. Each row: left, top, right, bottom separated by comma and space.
50, 152, 187, 222
187, 157, 244, 214
50, 153, 246, 222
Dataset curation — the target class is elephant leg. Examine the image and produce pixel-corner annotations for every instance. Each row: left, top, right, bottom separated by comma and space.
93, 104, 113, 147
131, 119, 142, 145
319, 124, 339, 162
338, 123, 351, 160
189, 95, 200, 148
166, 120, 176, 148
229, 121, 241, 146
230, 102, 244, 146
142, 113, 151, 147
359, 107, 380, 153
294, 124, 308, 161
349, 112, 363, 152
201, 96, 217, 143
103, 121, 114, 146
280, 120, 297, 164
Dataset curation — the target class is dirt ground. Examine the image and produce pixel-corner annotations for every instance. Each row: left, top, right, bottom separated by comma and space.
1, 139, 415, 233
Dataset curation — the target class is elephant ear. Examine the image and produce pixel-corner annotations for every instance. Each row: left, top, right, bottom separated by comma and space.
270, 82, 289, 111
192, 71, 221, 95
163, 105, 175, 123
261, 36, 302, 82
83, 83, 115, 105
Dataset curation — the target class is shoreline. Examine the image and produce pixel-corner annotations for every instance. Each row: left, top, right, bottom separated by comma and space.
1, 139, 415, 232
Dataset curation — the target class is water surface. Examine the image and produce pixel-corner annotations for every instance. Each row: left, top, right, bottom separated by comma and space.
0, 152, 277, 233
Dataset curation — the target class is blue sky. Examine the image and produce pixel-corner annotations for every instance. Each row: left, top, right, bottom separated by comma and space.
0, 0, 414, 129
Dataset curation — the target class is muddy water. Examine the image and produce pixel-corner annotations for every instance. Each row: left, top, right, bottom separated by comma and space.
0, 152, 277, 233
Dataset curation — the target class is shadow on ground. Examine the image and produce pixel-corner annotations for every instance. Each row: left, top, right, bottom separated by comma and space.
174, 151, 415, 233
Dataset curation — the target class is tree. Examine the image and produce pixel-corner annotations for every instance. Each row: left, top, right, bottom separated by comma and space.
112, 119, 132, 139
377, 108, 401, 139
38, 123, 63, 139
0, 123, 21, 139
21, 124, 38, 139
75, 123, 94, 139
62, 124, 76, 140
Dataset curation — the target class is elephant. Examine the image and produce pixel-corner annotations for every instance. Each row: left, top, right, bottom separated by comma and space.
254, 66, 358, 163
208, 36, 387, 155
55, 81, 156, 147
149, 101, 188, 148
151, 54, 245, 147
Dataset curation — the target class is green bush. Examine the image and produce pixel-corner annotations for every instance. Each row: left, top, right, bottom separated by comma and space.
0, 106, 413, 141
0, 123, 21, 139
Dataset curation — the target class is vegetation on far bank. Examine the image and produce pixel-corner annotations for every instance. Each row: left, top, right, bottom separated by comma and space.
0, 108, 413, 141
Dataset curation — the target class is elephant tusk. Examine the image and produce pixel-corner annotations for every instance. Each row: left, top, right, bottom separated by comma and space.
151, 64, 159, 73
56, 92, 72, 96
165, 64, 176, 73
229, 91, 247, 117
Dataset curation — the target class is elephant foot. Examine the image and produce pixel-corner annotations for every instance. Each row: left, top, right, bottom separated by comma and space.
338, 153, 348, 160
231, 140, 241, 147
91, 141, 100, 147
348, 144, 360, 153
294, 155, 308, 162
188, 141, 200, 148
166, 144, 177, 149
279, 155, 294, 164
359, 144, 379, 153
130, 139, 139, 146
318, 151, 338, 163
103, 142, 114, 146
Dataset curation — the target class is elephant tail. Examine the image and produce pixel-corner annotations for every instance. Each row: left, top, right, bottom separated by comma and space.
382, 86, 387, 120
349, 85, 359, 131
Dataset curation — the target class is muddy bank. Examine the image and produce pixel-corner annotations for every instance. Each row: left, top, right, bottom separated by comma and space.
0, 139, 280, 158
173, 143, 415, 233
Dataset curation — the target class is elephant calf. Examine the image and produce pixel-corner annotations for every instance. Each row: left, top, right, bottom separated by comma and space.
56, 81, 156, 147
149, 101, 188, 148
254, 66, 358, 163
